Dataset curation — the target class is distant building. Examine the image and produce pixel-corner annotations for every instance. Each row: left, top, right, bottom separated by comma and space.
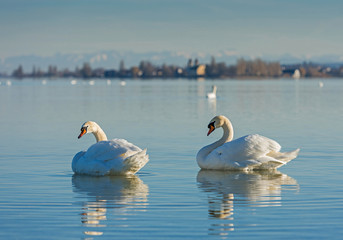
186, 58, 206, 78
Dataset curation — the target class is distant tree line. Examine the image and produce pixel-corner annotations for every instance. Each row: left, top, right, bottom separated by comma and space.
9, 57, 343, 79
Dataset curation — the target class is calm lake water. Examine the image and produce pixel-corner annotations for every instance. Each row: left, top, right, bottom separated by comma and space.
0, 78, 342, 239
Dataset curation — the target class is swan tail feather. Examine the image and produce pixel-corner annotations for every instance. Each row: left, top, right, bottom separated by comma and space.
267, 148, 300, 164
121, 149, 149, 174
246, 148, 300, 170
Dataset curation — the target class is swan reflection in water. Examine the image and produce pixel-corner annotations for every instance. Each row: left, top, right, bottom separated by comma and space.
197, 170, 298, 238
72, 175, 149, 237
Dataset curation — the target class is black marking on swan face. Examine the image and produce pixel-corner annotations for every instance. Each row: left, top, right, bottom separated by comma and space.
208, 121, 215, 129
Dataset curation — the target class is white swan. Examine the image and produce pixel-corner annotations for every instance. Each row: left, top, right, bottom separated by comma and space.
206, 85, 217, 99
72, 121, 149, 176
196, 115, 300, 171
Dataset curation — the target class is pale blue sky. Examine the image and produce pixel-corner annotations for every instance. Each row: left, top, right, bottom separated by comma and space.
1, 0, 342, 59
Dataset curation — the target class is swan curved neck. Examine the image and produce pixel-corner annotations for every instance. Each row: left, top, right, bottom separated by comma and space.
212, 86, 217, 94
211, 118, 233, 150
197, 118, 233, 162
221, 118, 234, 143
92, 126, 108, 142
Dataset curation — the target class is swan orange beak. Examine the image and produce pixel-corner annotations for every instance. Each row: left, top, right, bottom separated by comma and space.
78, 128, 87, 139
207, 125, 215, 136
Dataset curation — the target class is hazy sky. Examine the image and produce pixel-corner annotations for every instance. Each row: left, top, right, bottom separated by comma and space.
1, 0, 343, 59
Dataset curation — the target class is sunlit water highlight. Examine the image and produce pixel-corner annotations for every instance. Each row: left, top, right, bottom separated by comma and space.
0, 78, 342, 239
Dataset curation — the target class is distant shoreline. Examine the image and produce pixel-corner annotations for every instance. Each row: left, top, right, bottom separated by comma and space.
3, 57, 343, 79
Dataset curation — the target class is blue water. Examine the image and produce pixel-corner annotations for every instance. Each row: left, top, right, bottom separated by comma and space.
0, 78, 342, 239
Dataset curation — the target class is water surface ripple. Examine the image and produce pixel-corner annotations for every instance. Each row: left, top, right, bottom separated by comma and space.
0, 78, 342, 239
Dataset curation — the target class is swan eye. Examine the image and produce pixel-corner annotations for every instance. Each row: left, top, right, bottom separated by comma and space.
80, 126, 88, 132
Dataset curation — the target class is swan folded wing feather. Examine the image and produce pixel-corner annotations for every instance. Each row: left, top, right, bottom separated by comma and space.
207, 141, 245, 168
73, 150, 86, 162
83, 142, 121, 162
110, 138, 143, 152
241, 134, 281, 158
84, 139, 142, 162
207, 134, 282, 169
72, 150, 110, 176
72, 151, 86, 172
234, 157, 285, 169
120, 149, 149, 175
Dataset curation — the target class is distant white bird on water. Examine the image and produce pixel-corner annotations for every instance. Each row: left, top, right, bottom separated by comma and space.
71, 79, 77, 85
72, 121, 149, 176
197, 115, 300, 171
319, 81, 324, 88
120, 80, 126, 86
89, 80, 95, 86
206, 85, 217, 99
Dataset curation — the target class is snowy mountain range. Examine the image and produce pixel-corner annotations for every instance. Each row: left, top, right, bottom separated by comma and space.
1, 50, 342, 74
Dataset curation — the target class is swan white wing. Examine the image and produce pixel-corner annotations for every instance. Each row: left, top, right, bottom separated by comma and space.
84, 138, 142, 161
72, 138, 146, 176
207, 134, 282, 169
72, 149, 112, 175
84, 142, 123, 162
119, 149, 149, 175
235, 134, 281, 158
110, 138, 142, 153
